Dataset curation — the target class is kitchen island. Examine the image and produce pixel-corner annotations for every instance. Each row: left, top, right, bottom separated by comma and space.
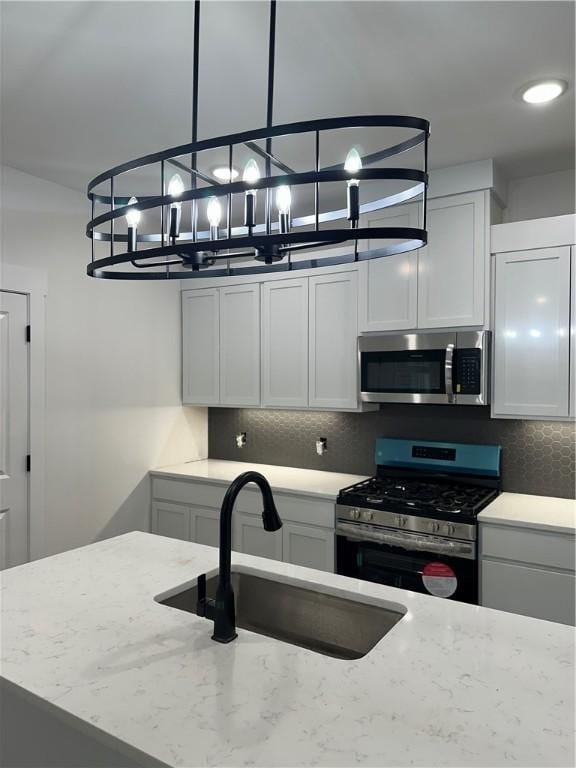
1, 532, 574, 767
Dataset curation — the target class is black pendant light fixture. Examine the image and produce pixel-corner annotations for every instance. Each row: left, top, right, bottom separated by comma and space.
86, 0, 429, 280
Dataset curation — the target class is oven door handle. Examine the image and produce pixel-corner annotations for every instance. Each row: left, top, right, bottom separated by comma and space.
336, 522, 475, 559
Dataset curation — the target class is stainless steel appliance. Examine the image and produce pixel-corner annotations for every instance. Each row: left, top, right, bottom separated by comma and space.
359, 330, 491, 405
336, 438, 501, 604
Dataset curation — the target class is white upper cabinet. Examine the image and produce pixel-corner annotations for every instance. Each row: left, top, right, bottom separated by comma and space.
358, 204, 419, 332
309, 270, 358, 410
493, 246, 571, 419
219, 284, 260, 406
182, 288, 219, 405
418, 191, 487, 328
261, 278, 309, 408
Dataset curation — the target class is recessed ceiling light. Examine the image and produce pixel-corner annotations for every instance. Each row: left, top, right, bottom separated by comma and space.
520, 79, 567, 105
212, 166, 239, 181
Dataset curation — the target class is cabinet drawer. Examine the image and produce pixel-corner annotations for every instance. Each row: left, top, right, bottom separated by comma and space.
481, 558, 576, 625
152, 478, 225, 508
480, 524, 575, 572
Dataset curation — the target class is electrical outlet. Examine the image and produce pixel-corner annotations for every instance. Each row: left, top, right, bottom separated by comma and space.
316, 437, 328, 456
235, 432, 247, 449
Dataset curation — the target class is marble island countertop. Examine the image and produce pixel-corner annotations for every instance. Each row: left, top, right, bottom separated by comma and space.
1, 532, 574, 767
151, 459, 368, 500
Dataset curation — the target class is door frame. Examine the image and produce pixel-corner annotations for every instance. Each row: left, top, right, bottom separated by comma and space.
1, 265, 47, 561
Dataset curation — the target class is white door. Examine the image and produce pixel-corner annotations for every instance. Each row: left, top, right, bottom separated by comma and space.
0, 291, 29, 568
359, 204, 419, 332
219, 283, 260, 406
309, 270, 358, 410
261, 278, 309, 407
182, 288, 220, 405
493, 247, 571, 418
282, 522, 334, 572
233, 511, 283, 560
418, 191, 486, 328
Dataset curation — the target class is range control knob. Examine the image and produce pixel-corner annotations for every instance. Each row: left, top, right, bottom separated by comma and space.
396, 516, 407, 528
362, 510, 374, 522
349, 508, 360, 520
446, 523, 456, 536
430, 521, 440, 533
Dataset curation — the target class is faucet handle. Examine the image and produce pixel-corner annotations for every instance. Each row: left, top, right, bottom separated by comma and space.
196, 573, 207, 617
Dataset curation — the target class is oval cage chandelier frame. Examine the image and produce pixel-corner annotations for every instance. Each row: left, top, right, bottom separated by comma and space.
86, 1, 430, 280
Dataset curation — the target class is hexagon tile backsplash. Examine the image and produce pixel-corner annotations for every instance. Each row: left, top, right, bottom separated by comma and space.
209, 406, 576, 499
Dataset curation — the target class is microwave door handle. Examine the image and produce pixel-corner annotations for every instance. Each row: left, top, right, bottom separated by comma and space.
445, 343, 455, 400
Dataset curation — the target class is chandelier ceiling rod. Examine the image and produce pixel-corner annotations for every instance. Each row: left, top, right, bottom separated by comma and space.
265, 0, 277, 236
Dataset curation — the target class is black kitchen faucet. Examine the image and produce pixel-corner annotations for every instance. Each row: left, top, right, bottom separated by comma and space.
196, 471, 283, 643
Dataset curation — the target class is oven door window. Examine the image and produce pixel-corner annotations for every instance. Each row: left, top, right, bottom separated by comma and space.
337, 536, 476, 603
360, 349, 446, 394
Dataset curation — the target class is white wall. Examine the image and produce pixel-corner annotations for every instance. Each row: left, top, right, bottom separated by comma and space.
0, 166, 207, 558
504, 169, 575, 223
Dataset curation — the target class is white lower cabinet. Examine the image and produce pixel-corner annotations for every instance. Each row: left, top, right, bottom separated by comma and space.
480, 522, 576, 626
151, 477, 336, 571
481, 559, 575, 626
282, 521, 335, 572
191, 507, 220, 548
152, 502, 191, 541
233, 512, 284, 560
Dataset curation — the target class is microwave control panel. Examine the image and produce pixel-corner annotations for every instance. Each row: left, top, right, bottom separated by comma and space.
455, 349, 481, 394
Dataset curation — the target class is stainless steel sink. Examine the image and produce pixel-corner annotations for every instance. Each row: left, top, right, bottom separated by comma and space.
157, 570, 405, 660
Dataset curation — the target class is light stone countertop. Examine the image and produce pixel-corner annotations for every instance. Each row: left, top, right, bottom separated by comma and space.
1, 532, 574, 767
478, 492, 576, 535
151, 459, 368, 500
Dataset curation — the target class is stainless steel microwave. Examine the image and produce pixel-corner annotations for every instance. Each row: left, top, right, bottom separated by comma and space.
359, 331, 491, 405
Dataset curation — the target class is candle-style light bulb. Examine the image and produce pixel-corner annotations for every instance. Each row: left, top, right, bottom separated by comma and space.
243, 159, 260, 186
344, 148, 362, 226
243, 159, 259, 232
125, 196, 141, 252
168, 174, 184, 242
207, 196, 222, 241
276, 185, 291, 234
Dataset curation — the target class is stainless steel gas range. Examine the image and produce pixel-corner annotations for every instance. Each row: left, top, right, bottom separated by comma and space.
336, 438, 501, 603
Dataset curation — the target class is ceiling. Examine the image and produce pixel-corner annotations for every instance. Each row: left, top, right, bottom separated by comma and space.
1, 0, 574, 196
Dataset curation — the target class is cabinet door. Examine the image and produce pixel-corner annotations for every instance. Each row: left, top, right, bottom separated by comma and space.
481, 558, 575, 626
283, 522, 334, 573
219, 284, 260, 406
191, 506, 220, 548
152, 502, 190, 541
182, 289, 219, 405
309, 271, 358, 410
359, 205, 419, 332
418, 191, 486, 328
261, 278, 309, 407
493, 247, 571, 418
233, 512, 283, 561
